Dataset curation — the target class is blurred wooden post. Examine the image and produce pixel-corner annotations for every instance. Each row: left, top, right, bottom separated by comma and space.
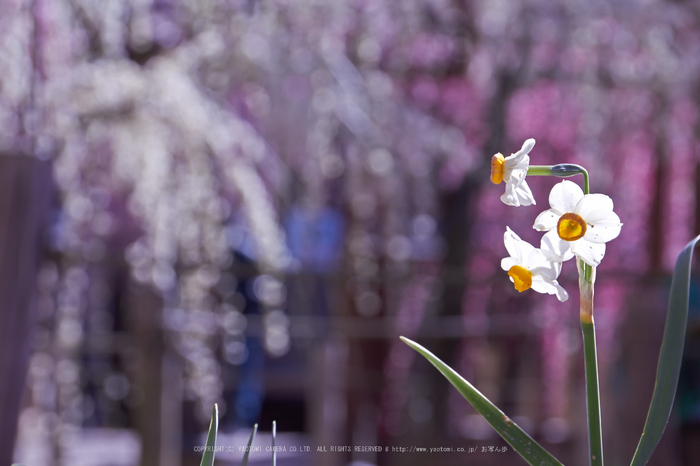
310, 338, 348, 466
127, 281, 183, 466
0, 155, 53, 463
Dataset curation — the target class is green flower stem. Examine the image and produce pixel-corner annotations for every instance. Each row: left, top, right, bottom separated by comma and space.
582, 319, 603, 466
528, 164, 590, 195
526, 165, 558, 177
579, 261, 603, 466
527, 161, 602, 465
570, 164, 600, 466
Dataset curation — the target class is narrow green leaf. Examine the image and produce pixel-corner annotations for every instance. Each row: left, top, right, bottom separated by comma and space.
630, 234, 700, 466
200, 404, 219, 466
401, 337, 563, 466
272, 420, 277, 466
241, 423, 258, 466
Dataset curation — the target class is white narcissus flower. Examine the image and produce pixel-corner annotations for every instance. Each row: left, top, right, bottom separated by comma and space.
490, 138, 536, 207
501, 227, 569, 302
533, 180, 622, 267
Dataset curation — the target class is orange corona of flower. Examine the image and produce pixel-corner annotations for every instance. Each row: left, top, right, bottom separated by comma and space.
507, 265, 533, 292
557, 213, 587, 241
491, 153, 505, 184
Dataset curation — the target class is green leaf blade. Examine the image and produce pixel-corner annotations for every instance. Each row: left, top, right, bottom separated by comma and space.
401, 337, 563, 466
272, 420, 277, 466
630, 234, 700, 466
241, 423, 258, 466
200, 404, 219, 466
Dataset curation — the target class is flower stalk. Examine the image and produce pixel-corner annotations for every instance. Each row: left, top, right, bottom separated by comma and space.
528, 164, 590, 194
572, 166, 603, 466
581, 319, 603, 466
527, 157, 604, 465
488, 139, 619, 465
579, 259, 603, 466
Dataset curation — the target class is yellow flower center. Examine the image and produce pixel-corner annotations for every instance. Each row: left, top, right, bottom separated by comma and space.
490, 153, 505, 184
557, 212, 587, 241
508, 265, 533, 292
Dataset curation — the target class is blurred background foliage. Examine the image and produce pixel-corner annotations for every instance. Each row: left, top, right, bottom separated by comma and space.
2, 0, 700, 465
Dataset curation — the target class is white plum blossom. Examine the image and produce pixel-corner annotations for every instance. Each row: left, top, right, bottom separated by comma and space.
490, 138, 536, 207
533, 180, 622, 267
501, 227, 569, 302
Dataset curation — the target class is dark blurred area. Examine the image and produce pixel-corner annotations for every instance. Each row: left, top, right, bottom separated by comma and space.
2, 1, 700, 465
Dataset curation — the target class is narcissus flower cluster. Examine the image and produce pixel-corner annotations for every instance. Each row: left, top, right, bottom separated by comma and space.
491, 139, 622, 301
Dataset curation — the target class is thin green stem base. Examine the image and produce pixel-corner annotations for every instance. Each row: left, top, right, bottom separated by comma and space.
581, 320, 604, 466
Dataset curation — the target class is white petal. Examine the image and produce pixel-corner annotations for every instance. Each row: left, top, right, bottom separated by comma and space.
533, 209, 561, 232
501, 185, 518, 206
585, 208, 621, 225
501, 257, 518, 271
500, 193, 518, 207
531, 276, 556, 293
523, 247, 548, 270
512, 180, 536, 206
502, 181, 535, 207
531, 276, 569, 302
554, 283, 569, 302
584, 211, 622, 244
549, 180, 583, 213
507, 167, 527, 183
530, 261, 561, 280
570, 239, 606, 266
505, 154, 530, 172
519, 138, 536, 153
503, 182, 535, 207
553, 282, 569, 302
575, 194, 614, 219
525, 245, 562, 280
503, 227, 526, 261
506, 138, 535, 165
540, 230, 574, 262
